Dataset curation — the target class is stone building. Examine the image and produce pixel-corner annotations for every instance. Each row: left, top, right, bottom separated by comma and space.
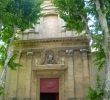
4, 0, 90, 100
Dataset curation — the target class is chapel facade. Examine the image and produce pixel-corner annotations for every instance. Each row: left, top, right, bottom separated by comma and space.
4, 0, 90, 100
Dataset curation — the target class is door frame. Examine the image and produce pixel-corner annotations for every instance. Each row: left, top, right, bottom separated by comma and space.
36, 74, 65, 100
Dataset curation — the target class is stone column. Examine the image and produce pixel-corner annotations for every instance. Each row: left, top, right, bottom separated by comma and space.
31, 52, 38, 100
81, 50, 90, 97
66, 49, 75, 99
25, 51, 33, 99
17, 52, 27, 100
4, 50, 21, 100
31, 72, 37, 100
74, 50, 84, 99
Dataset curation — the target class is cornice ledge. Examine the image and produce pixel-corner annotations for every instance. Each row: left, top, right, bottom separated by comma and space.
15, 36, 89, 43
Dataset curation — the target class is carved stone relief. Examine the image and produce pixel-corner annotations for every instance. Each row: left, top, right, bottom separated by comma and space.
60, 57, 65, 65
33, 50, 42, 66
47, 52, 54, 64
39, 49, 57, 65
57, 49, 66, 65
65, 49, 73, 56
34, 48, 87, 66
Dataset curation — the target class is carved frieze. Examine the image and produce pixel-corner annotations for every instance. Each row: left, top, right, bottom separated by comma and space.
39, 49, 57, 65
32, 47, 89, 67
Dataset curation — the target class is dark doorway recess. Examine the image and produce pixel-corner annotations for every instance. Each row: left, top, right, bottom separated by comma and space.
40, 93, 59, 100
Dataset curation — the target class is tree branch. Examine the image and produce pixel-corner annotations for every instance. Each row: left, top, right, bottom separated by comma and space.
0, 29, 15, 86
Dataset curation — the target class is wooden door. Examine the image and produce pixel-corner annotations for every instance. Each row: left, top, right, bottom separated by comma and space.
40, 78, 59, 100
40, 78, 59, 93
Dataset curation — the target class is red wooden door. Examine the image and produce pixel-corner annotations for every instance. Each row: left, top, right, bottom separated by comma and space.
40, 78, 59, 93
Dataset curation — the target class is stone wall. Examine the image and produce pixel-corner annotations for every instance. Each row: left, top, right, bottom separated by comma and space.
3, 37, 90, 100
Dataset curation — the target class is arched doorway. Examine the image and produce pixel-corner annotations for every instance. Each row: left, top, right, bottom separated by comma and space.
40, 78, 59, 100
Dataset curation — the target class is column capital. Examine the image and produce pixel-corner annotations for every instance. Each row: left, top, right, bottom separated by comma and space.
65, 49, 74, 57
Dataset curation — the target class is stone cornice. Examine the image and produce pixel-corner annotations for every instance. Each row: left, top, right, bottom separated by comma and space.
15, 36, 90, 44
14, 45, 89, 53
13, 36, 90, 53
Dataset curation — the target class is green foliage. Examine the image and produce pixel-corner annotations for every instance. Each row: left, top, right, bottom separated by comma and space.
0, 86, 4, 96
54, 0, 110, 99
92, 34, 105, 70
1, 0, 42, 30
53, 0, 86, 32
0, 0, 42, 43
0, 45, 6, 67
8, 54, 22, 70
0, 0, 42, 95
0, 26, 13, 43
98, 0, 110, 14
0, 0, 10, 16
53, 0, 106, 71
0, 45, 21, 69
0, 0, 42, 70
87, 75, 105, 100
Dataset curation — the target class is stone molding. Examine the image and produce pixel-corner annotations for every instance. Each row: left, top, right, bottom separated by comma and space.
15, 36, 89, 43
32, 64, 67, 71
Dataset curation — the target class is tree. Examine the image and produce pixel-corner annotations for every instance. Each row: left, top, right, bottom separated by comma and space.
94, 0, 110, 99
53, 0, 110, 99
53, 0, 88, 33
0, 0, 10, 31
0, 0, 41, 94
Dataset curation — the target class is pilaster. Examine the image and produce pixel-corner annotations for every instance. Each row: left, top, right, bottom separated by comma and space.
81, 50, 90, 97
74, 50, 84, 99
66, 49, 75, 99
